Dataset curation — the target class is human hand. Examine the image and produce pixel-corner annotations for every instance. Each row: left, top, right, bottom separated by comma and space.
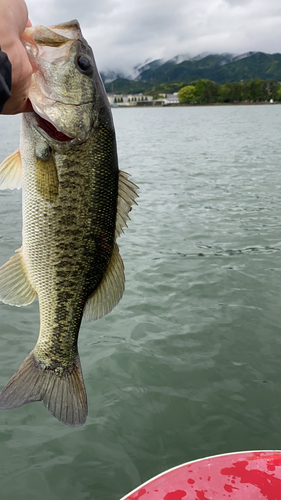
0, 0, 33, 114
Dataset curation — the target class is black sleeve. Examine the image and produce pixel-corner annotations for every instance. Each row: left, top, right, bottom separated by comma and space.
0, 49, 12, 113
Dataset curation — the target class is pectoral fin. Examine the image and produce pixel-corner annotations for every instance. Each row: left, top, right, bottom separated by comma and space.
35, 153, 59, 201
0, 149, 22, 190
0, 249, 37, 306
83, 242, 125, 320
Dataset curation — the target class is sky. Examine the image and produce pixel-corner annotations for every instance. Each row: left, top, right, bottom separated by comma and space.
26, 0, 281, 76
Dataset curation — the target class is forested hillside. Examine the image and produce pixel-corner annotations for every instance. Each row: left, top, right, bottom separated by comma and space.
104, 52, 281, 95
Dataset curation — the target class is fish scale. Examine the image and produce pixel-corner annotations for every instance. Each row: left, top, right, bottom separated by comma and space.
0, 20, 138, 426
22, 120, 117, 366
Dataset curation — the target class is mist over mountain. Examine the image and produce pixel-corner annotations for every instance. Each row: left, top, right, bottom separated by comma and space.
102, 52, 281, 94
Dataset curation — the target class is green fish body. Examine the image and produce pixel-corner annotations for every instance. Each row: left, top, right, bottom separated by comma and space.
0, 20, 137, 426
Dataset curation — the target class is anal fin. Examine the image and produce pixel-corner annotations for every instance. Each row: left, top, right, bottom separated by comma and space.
0, 249, 37, 306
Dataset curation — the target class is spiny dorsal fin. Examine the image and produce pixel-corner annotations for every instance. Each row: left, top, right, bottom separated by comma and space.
0, 149, 22, 190
115, 171, 138, 239
0, 249, 37, 306
83, 242, 125, 321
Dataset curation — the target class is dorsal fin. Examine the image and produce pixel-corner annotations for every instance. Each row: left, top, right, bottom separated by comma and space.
84, 171, 138, 320
115, 171, 138, 239
83, 243, 125, 321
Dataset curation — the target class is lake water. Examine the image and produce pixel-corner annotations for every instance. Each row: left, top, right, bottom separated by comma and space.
0, 105, 281, 499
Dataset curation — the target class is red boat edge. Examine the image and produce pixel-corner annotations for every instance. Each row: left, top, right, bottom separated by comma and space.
119, 450, 281, 500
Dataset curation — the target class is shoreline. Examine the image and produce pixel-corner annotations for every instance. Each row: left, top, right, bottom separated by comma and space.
111, 101, 281, 108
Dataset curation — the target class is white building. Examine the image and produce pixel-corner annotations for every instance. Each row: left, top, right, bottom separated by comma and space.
165, 93, 179, 105
107, 93, 153, 106
148, 93, 180, 106
106, 92, 179, 106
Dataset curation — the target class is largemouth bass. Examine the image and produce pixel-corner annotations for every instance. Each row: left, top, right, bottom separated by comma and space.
0, 20, 138, 426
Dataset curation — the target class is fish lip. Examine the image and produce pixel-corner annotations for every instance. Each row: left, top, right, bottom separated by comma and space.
31, 103, 77, 143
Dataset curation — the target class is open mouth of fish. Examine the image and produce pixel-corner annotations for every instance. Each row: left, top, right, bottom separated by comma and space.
36, 114, 73, 142
32, 104, 74, 142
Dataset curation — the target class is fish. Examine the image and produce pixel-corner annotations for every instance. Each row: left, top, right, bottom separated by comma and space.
0, 20, 138, 426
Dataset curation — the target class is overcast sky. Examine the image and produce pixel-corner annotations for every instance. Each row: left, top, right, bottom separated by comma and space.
26, 0, 281, 75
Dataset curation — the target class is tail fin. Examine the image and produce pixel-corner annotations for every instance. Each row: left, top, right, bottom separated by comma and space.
0, 351, 87, 426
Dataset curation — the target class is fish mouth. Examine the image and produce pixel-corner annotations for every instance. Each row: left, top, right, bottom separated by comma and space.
31, 103, 74, 142
36, 113, 74, 142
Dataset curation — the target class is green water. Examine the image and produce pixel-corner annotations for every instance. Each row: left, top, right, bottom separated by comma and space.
0, 105, 281, 499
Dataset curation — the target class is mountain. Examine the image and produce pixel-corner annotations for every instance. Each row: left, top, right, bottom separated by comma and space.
100, 70, 126, 84
104, 52, 281, 94
101, 59, 165, 84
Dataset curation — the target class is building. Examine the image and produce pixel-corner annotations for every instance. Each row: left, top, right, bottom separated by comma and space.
165, 93, 179, 105
151, 93, 180, 106
107, 93, 153, 106
106, 92, 179, 107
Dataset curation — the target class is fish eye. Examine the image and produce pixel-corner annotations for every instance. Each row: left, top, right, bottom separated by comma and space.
76, 55, 92, 75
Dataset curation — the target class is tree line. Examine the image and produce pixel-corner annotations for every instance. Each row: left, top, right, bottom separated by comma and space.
177, 79, 281, 104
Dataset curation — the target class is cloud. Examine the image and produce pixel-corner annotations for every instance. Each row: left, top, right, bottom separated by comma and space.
26, 0, 281, 74
223, 0, 252, 5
